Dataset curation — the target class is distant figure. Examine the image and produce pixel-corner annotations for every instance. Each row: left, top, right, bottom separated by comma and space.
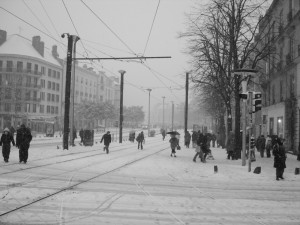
136, 131, 145, 150
273, 138, 286, 181
169, 134, 179, 157
79, 128, 84, 144
161, 129, 166, 141
256, 135, 266, 158
184, 130, 191, 148
226, 131, 235, 160
72, 127, 77, 146
16, 124, 32, 164
101, 131, 112, 154
0, 128, 15, 163
265, 136, 272, 158
211, 133, 216, 147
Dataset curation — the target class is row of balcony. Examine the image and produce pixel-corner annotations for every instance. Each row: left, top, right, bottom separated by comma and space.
0, 97, 41, 102
0, 68, 43, 76
0, 83, 41, 89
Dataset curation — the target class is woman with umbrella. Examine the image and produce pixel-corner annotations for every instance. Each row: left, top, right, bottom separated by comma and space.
168, 131, 180, 157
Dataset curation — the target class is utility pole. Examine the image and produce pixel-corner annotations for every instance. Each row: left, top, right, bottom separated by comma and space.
146, 89, 152, 137
162, 96, 165, 129
69, 35, 80, 147
184, 72, 189, 133
119, 70, 126, 143
62, 33, 74, 150
171, 101, 174, 131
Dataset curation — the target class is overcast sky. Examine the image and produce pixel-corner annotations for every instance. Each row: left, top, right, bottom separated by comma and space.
0, 0, 205, 112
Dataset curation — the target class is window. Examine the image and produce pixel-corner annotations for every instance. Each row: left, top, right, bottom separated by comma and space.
25, 91, 31, 100
5, 88, 11, 99
52, 82, 55, 90
6, 61, 13, 72
40, 105, 44, 113
51, 106, 54, 114
56, 95, 59, 102
33, 91, 37, 100
269, 117, 274, 135
4, 103, 10, 112
55, 106, 58, 114
56, 83, 59, 91
34, 78, 38, 87
25, 103, 30, 113
41, 79, 45, 88
33, 104, 36, 113
34, 64, 38, 75
53, 70, 56, 78
16, 89, 21, 100
15, 104, 21, 112
57, 72, 60, 79
48, 68, 51, 77
277, 117, 283, 138
27, 63, 32, 73
51, 94, 55, 102
40, 92, 45, 101
26, 77, 31, 87
17, 61, 23, 72
47, 105, 50, 113
47, 93, 51, 101
48, 81, 51, 89
41, 66, 45, 75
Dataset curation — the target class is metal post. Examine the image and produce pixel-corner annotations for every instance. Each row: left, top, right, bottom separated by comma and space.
69, 35, 79, 147
241, 79, 247, 166
146, 89, 152, 137
248, 91, 253, 172
62, 34, 74, 150
171, 101, 174, 131
185, 72, 189, 133
119, 70, 126, 143
162, 96, 165, 129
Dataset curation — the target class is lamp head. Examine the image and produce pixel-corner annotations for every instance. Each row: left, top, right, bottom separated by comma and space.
118, 70, 126, 75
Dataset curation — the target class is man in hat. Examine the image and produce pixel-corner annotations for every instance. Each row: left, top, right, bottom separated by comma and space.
100, 131, 111, 154
16, 124, 32, 163
0, 127, 15, 162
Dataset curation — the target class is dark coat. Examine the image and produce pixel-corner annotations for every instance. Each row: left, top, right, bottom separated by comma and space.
191, 132, 197, 142
101, 133, 111, 146
169, 137, 179, 149
184, 132, 191, 142
79, 129, 84, 138
0, 133, 15, 150
273, 144, 286, 169
136, 132, 145, 142
16, 126, 32, 150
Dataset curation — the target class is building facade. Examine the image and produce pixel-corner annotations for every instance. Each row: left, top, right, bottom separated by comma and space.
256, 0, 300, 154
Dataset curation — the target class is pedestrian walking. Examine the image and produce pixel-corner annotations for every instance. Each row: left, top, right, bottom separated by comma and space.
226, 131, 235, 160
169, 134, 179, 157
79, 128, 84, 144
184, 130, 191, 148
161, 129, 166, 141
16, 124, 32, 164
256, 135, 266, 158
265, 136, 272, 158
193, 132, 207, 162
100, 131, 112, 154
273, 138, 286, 180
136, 131, 145, 150
0, 128, 15, 163
211, 133, 216, 147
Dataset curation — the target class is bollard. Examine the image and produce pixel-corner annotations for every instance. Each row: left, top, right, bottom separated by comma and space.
214, 165, 218, 173
295, 168, 300, 175
253, 166, 261, 174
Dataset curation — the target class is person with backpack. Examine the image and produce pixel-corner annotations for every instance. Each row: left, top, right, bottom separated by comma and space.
0, 127, 15, 163
16, 124, 32, 164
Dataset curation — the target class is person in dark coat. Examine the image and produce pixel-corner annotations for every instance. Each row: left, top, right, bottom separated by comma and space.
16, 124, 32, 164
226, 131, 235, 160
79, 128, 84, 144
136, 131, 145, 150
273, 138, 286, 180
0, 128, 15, 162
193, 132, 207, 162
100, 131, 112, 154
256, 135, 266, 158
184, 131, 191, 148
169, 134, 179, 157
161, 129, 166, 141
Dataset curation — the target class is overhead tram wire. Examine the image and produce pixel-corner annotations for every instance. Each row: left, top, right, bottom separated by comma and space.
80, 0, 138, 57
61, 0, 89, 58
142, 0, 161, 56
38, 0, 66, 53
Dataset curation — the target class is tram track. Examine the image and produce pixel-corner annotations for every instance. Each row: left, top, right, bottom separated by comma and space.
0, 142, 169, 217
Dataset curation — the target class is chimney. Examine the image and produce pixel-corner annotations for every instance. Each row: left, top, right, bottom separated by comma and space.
0, 30, 7, 46
39, 41, 44, 57
32, 36, 44, 57
52, 45, 59, 58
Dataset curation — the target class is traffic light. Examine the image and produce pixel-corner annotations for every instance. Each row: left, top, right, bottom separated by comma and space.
239, 92, 248, 99
252, 92, 262, 112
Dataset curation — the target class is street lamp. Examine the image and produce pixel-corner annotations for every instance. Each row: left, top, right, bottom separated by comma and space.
119, 70, 126, 143
146, 89, 152, 137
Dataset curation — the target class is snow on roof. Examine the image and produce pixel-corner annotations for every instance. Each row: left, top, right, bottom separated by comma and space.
0, 34, 61, 67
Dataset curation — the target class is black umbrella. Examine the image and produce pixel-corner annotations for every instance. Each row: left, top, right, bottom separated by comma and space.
166, 131, 180, 135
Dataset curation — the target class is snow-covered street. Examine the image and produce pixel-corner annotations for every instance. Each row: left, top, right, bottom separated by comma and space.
0, 135, 299, 225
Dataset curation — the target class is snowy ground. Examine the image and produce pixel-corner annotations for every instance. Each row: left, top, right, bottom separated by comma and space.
0, 134, 299, 225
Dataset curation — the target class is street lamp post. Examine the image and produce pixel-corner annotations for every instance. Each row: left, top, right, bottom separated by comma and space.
146, 89, 152, 137
119, 70, 126, 143
162, 96, 165, 129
